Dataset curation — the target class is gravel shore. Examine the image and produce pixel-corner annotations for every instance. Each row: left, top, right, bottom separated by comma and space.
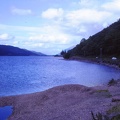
70, 56, 120, 70
0, 80, 120, 120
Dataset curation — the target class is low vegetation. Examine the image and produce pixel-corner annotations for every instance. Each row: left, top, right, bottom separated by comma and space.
91, 80, 120, 120
91, 111, 109, 120
106, 104, 120, 115
95, 90, 109, 93
95, 89, 112, 98
108, 79, 117, 86
91, 111, 120, 120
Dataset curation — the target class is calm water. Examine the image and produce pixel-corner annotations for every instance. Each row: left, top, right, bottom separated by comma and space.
0, 56, 120, 96
0, 106, 13, 120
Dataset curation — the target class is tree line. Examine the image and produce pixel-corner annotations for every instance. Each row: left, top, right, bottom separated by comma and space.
61, 19, 120, 59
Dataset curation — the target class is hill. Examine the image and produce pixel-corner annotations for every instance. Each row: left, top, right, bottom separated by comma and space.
0, 45, 45, 56
63, 19, 120, 59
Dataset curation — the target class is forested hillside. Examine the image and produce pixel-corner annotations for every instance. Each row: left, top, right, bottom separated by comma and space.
63, 19, 120, 59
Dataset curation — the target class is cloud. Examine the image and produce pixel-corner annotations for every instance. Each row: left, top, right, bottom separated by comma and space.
27, 24, 71, 44
29, 33, 71, 44
69, 0, 102, 10
1, 0, 120, 55
65, 9, 112, 26
79, 0, 95, 7
0, 24, 42, 33
102, 0, 120, 12
31, 43, 43, 47
41, 4, 113, 38
77, 26, 87, 33
41, 8, 64, 19
0, 24, 77, 52
40, 5, 113, 41
11, 7, 32, 15
0, 33, 14, 40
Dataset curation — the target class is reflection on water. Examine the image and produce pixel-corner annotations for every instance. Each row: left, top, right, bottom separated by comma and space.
0, 106, 13, 120
0, 56, 120, 96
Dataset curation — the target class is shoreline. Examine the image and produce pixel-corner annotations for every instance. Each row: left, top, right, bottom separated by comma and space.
0, 81, 120, 120
69, 56, 120, 70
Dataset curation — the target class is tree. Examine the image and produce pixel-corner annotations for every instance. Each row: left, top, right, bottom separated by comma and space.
60, 50, 66, 56
63, 51, 70, 59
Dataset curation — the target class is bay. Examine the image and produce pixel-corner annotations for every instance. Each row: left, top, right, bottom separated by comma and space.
0, 56, 120, 96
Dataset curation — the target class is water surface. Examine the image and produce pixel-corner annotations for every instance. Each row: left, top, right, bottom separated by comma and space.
0, 56, 120, 96
0, 106, 13, 120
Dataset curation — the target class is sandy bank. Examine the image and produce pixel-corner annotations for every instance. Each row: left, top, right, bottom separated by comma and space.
0, 81, 120, 120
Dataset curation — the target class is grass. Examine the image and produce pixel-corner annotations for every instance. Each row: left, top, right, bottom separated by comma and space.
111, 114, 120, 120
96, 90, 109, 93
106, 104, 120, 115
91, 111, 110, 120
95, 89, 112, 98
91, 111, 120, 120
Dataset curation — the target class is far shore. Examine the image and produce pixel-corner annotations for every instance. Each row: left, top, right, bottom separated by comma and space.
0, 80, 120, 120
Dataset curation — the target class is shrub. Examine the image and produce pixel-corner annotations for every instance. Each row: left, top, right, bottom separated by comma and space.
91, 111, 120, 120
91, 111, 110, 120
95, 89, 112, 98
106, 104, 120, 115
108, 79, 117, 86
111, 114, 120, 120
63, 52, 70, 59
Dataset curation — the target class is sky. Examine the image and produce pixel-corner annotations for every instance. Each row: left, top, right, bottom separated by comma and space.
0, 0, 120, 55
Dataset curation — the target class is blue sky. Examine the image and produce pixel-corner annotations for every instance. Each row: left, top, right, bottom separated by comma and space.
0, 0, 120, 55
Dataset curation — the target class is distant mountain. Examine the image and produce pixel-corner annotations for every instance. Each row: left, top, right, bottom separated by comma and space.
64, 45, 75, 52
55, 46, 75, 57
63, 19, 120, 59
0, 45, 45, 56
31, 51, 46, 56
